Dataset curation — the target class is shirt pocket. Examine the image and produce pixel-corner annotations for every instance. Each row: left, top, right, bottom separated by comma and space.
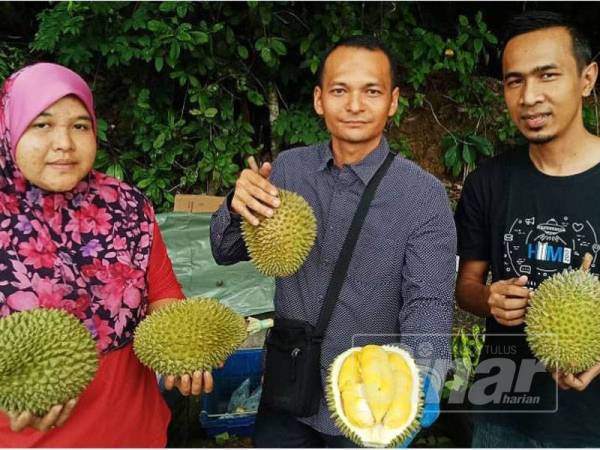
348, 236, 398, 284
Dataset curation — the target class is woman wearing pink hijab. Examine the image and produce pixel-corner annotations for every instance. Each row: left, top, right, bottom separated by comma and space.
0, 63, 212, 447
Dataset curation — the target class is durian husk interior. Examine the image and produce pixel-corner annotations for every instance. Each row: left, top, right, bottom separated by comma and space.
326, 345, 423, 448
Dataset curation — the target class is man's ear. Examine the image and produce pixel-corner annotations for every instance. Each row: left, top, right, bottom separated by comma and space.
388, 86, 400, 117
314, 85, 324, 116
582, 61, 598, 97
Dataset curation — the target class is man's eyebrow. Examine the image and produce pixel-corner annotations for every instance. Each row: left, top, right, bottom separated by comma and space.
503, 64, 560, 80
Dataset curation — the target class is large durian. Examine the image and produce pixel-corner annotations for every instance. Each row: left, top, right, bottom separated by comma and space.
326, 345, 423, 448
133, 298, 248, 375
241, 189, 316, 277
526, 269, 600, 373
0, 308, 98, 416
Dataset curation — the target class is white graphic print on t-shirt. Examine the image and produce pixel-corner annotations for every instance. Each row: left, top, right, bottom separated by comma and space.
503, 215, 600, 288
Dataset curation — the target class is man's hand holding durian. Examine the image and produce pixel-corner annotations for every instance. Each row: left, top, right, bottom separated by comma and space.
231, 156, 280, 226
551, 361, 600, 392
487, 275, 532, 327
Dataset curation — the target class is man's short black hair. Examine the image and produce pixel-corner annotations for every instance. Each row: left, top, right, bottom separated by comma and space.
315, 35, 398, 88
502, 10, 592, 73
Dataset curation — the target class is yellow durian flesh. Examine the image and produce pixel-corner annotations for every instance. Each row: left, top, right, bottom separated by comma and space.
326, 345, 423, 448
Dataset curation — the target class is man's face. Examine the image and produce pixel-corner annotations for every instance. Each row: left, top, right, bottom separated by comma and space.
502, 26, 596, 145
314, 46, 399, 152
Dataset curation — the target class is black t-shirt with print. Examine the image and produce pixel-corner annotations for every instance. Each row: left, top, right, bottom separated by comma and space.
455, 148, 600, 445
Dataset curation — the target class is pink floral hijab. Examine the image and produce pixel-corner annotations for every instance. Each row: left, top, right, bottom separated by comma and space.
0, 63, 155, 353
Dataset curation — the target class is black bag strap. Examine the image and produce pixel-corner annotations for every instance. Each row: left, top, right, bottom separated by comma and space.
314, 151, 395, 337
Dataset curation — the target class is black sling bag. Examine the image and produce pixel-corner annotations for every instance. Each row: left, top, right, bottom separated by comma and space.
260, 152, 395, 417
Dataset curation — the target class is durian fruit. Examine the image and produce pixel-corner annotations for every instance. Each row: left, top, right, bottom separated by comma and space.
241, 189, 316, 277
133, 298, 248, 375
326, 345, 423, 448
0, 308, 98, 416
526, 269, 600, 373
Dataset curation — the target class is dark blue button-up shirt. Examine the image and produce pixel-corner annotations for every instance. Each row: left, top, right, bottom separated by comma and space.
210, 137, 456, 435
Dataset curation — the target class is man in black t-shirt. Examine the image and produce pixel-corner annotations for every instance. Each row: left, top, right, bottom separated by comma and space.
455, 11, 600, 447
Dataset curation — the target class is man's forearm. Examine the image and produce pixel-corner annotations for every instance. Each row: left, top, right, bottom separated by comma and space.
455, 279, 490, 318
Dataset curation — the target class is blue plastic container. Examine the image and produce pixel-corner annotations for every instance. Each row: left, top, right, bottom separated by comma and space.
200, 347, 264, 437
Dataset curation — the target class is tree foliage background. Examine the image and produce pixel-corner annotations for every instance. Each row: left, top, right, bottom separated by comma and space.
0, 1, 597, 211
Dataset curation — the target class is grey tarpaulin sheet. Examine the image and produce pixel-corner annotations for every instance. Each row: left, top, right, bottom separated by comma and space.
156, 212, 274, 317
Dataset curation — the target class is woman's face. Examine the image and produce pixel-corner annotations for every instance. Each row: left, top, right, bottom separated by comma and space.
15, 96, 96, 192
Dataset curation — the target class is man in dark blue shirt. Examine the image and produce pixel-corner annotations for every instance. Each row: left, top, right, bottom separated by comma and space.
455, 11, 600, 447
211, 35, 456, 447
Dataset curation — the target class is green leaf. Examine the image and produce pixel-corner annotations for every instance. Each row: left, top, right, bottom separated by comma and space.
153, 132, 166, 149
96, 118, 108, 142
237, 45, 249, 59
444, 144, 459, 168
191, 31, 209, 44
248, 89, 265, 106
300, 38, 311, 55
260, 47, 272, 64
204, 107, 218, 118
486, 33, 498, 44
474, 38, 483, 54
137, 178, 154, 189
459, 15, 469, 27
462, 143, 476, 165
147, 20, 163, 32
214, 137, 226, 151
169, 41, 180, 62
159, 2, 176, 12
271, 39, 287, 56
154, 56, 164, 72
107, 164, 124, 180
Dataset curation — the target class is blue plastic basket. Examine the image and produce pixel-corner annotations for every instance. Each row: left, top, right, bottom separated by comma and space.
200, 347, 264, 437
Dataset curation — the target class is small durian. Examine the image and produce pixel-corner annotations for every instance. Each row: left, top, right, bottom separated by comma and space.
0, 308, 98, 416
133, 298, 248, 375
326, 345, 423, 448
526, 267, 600, 373
242, 189, 316, 277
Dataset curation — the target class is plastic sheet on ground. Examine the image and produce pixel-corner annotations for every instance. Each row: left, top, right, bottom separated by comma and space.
156, 212, 274, 317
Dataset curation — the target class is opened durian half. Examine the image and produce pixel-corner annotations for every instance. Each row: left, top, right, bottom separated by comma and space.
326, 345, 423, 448
242, 189, 316, 277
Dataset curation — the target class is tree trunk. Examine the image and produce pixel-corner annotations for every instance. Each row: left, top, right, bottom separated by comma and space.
267, 82, 280, 159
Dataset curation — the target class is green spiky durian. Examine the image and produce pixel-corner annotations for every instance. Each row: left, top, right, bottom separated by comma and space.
242, 189, 316, 277
326, 345, 423, 448
0, 308, 98, 416
133, 298, 247, 375
526, 269, 600, 373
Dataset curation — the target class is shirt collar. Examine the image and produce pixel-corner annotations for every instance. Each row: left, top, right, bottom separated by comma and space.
316, 136, 391, 185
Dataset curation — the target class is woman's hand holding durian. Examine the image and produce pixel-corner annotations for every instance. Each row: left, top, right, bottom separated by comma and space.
4, 399, 78, 433
163, 371, 214, 396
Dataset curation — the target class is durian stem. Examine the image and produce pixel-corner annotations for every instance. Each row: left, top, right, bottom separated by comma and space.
246, 317, 274, 335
